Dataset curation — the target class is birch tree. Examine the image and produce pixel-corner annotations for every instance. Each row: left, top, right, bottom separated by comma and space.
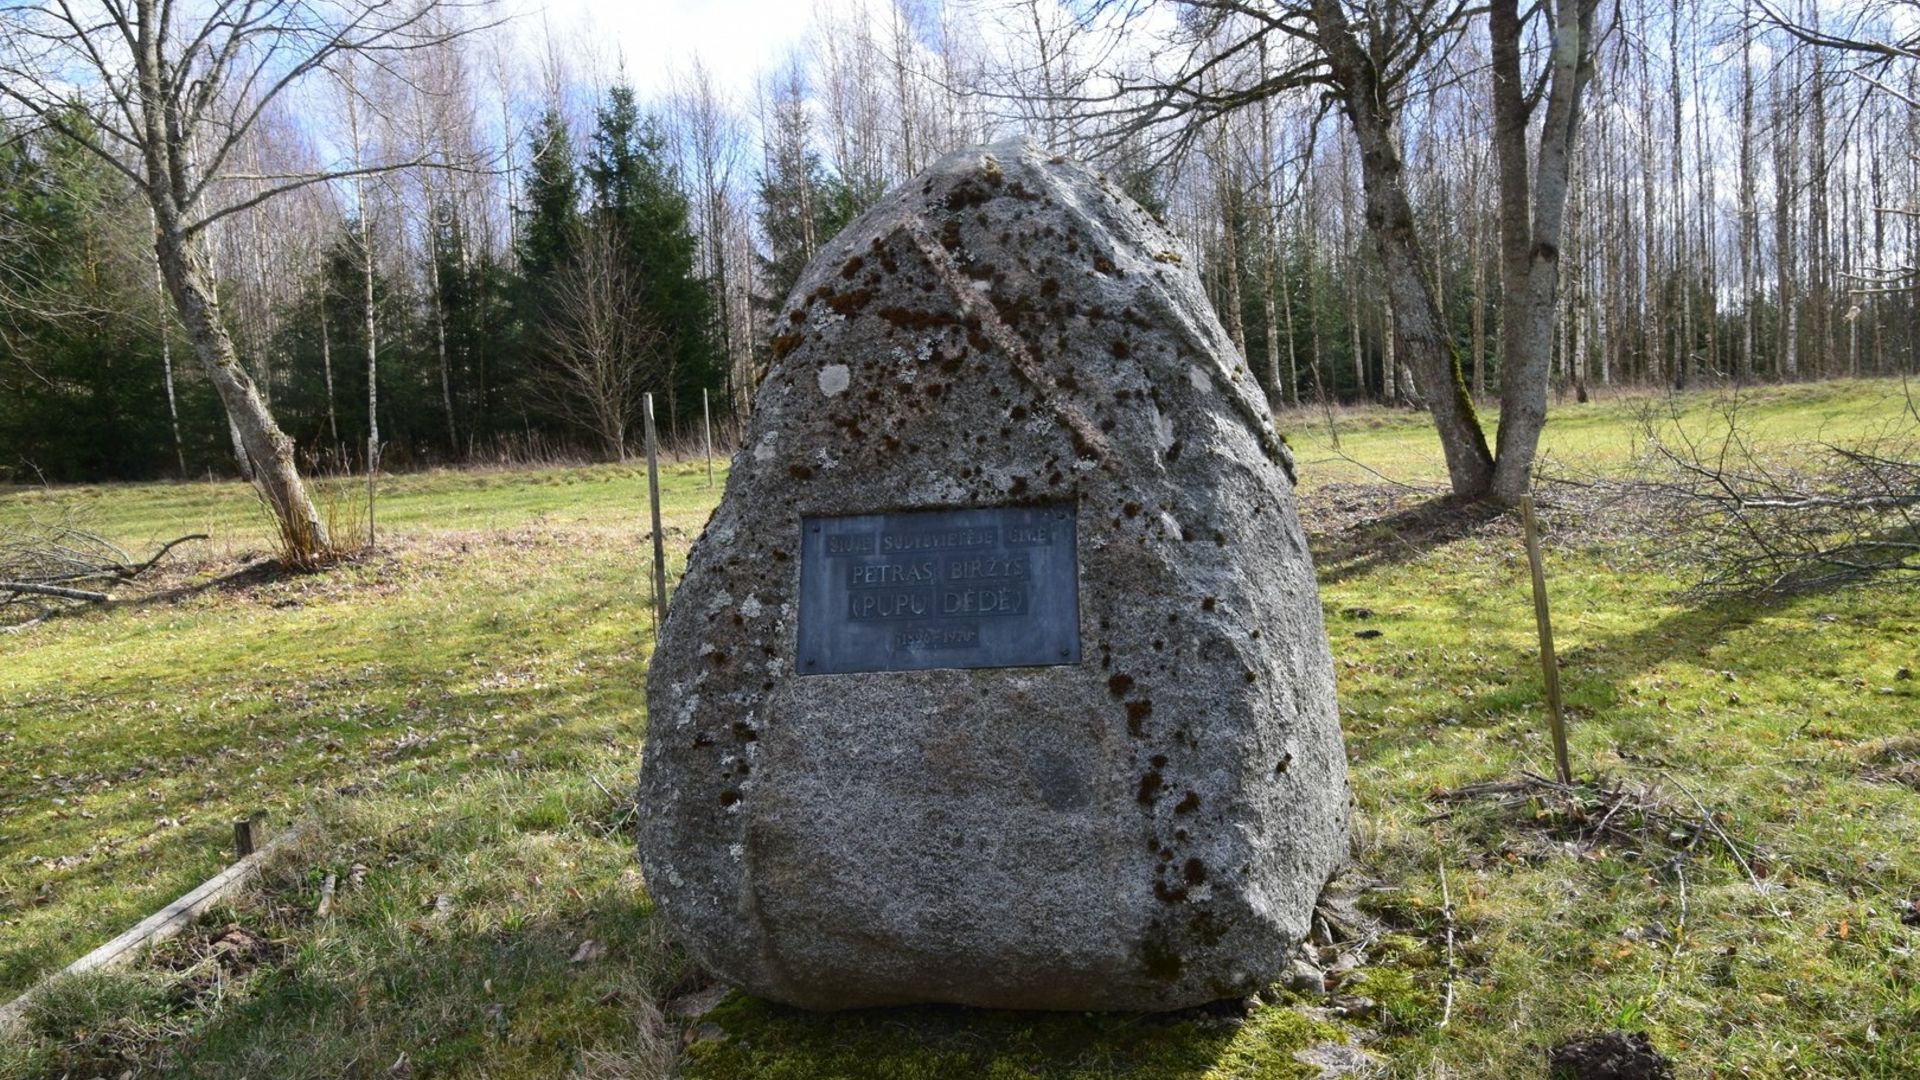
1038, 0, 1602, 501
0, 0, 486, 558
535, 224, 660, 461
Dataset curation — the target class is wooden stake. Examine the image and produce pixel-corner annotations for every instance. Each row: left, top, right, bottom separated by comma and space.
366, 437, 378, 547
1520, 495, 1572, 785
702, 388, 715, 489
645, 393, 668, 628
233, 818, 256, 858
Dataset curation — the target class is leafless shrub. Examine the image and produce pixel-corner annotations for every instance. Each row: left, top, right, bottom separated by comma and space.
1549, 399, 1919, 598
531, 228, 666, 463
259, 460, 371, 571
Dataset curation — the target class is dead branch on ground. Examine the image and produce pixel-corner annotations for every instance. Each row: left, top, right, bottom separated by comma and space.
1, 511, 205, 626
1431, 769, 1783, 914
1544, 400, 1920, 598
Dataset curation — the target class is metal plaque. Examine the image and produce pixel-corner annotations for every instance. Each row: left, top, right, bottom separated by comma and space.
796, 503, 1080, 676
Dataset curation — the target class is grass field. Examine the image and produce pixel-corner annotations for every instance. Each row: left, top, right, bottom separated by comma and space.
1279, 377, 1918, 490
2, 380, 1916, 1078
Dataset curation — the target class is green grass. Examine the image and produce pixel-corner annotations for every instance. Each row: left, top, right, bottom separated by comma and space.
3, 383, 1918, 1077
0, 458, 726, 558
1281, 377, 1918, 489
0, 458, 723, 1077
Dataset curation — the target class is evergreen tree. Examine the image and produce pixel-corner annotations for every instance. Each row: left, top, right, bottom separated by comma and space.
509, 106, 586, 446
583, 84, 718, 432
0, 115, 187, 480
431, 201, 513, 448
753, 66, 871, 320
755, 78, 834, 311
517, 107, 583, 287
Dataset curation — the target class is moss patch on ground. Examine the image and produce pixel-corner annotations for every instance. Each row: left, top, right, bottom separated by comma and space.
680, 995, 1338, 1080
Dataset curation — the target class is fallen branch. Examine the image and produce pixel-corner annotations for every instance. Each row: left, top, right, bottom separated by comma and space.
0, 580, 109, 602
1646, 769, 1786, 919
1542, 403, 1920, 598
1, 516, 206, 624
117, 533, 210, 579
1434, 770, 1706, 858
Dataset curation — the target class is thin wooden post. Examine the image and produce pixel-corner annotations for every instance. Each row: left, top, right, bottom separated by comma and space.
233, 818, 256, 858
366, 437, 378, 547
702, 388, 715, 489
645, 394, 668, 628
1520, 495, 1572, 785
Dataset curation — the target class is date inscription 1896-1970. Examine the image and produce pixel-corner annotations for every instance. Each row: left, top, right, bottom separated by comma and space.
796, 503, 1080, 675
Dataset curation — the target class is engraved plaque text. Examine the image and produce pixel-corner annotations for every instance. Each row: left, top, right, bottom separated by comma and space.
796, 503, 1080, 675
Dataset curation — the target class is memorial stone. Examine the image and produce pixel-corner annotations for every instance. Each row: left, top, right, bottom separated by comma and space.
637, 138, 1350, 1011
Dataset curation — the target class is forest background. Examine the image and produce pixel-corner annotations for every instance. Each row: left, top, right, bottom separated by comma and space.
0, 0, 1907, 483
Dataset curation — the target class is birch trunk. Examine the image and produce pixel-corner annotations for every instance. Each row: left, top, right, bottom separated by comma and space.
1739, 0, 1757, 382
1774, 62, 1799, 380
1670, 10, 1690, 390
1303, 168, 1329, 418
155, 222, 328, 548
362, 203, 379, 479
1212, 125, 1248, 357
428, 219, 456, 451
1342, 156, 1365, 401
149, 208, 185, 476
1690, 2, 1718, 381
1488, 0, 1600, 501
1638, 50, 1662, 387
321, 300, 339, 448
1256, 49, 1294, 406
1312, 0, 1493, 495
1807, 11, 1830, 377
161, 320, 183, 477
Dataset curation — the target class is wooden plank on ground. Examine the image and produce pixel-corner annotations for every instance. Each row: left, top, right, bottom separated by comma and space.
0, 822, 311, 1036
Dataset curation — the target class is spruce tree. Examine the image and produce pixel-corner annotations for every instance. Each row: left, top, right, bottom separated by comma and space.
0, 114, 176, 479
584, 84, 718, 432
518, 107, 583, 289
431, 201, 510, 447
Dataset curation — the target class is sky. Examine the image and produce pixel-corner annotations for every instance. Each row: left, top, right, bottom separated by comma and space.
531, 0, 842, 102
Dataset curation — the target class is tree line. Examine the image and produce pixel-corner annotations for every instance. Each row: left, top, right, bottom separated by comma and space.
1, 1, 1913, 511
0, 76, 716, 481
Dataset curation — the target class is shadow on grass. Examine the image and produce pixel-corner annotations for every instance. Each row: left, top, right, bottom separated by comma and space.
1511, 555, 1904, 738
1308, 492, 1513, 588
678, 992, 1333, 1080
11, 877, 1336, 1080
1365, 564, 1898, 773
139, 556, 290, 603
1365, 597, 1769, 755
